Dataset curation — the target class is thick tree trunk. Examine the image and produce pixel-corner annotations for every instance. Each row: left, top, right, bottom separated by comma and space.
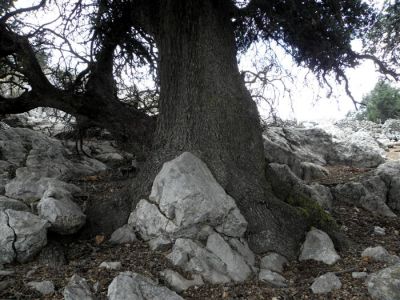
144, 0, 308, 258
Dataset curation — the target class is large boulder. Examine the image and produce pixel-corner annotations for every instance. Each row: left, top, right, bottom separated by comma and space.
366, 264, 400, 300
37, 182, 86, 234
263, 125, 385, 169
311, 272, 342, 294
0, 209, 48, 264
0, 196, 29, 212
130, 152, 255, 284
332, 175, 396, 217
267, 163, 333, 210
376, 160, 400, 212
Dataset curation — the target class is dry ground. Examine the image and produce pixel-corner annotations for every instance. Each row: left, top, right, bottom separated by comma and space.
1, 162, 399, 299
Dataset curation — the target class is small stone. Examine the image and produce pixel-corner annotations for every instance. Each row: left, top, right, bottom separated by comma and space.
63, 274, 94, 300
361, 246, 399, 264
160, 269, 204, 292
258, 269, 287, 287
311, 272, 342, 294
27, 280, 55, 295
148, 236, 172, 251
0, 270, 14, 276
260, 253, 288, 274
99, 261, 122, 270
109, 224, 137, 244
352, 272, 368, 279
299, 228, 340, 265
373, 226, 386, 236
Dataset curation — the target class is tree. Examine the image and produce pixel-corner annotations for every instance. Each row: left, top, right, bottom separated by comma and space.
0, 0, 397, 258
364, 0, 400, 69
362, 80, 400, 123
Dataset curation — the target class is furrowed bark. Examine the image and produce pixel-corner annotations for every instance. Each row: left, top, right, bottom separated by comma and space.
136, 0, 308, 258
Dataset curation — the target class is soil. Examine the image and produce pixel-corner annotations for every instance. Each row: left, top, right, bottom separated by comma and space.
1, 164, 399, 300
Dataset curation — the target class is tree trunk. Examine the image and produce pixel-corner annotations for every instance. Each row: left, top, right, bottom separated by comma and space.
144, 0, 308, 258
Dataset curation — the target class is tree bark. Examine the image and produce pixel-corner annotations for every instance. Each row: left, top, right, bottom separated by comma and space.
144, 0, 308, 258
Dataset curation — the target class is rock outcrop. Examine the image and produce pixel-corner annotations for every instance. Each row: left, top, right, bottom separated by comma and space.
130, 152, 255, 284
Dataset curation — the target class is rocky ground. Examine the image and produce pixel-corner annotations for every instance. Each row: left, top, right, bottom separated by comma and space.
1, 165, 398, 299
2, 117, 400, 299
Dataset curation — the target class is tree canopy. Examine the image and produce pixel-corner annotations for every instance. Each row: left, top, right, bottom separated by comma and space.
361, 80, 400, 123
1, 0, 400, 257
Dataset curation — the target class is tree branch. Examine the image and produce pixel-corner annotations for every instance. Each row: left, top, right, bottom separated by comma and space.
0, 0, 47, 24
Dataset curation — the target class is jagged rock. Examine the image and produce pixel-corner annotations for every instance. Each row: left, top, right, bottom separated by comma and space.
366, 264, 400, 300
299, 228, 340, 265
99, 261, 122, 270
258, 270, 287, 287
311, 272, 342, 294
264, 126, 385, 169
148, 236, 172, 251
63, 275, 94, 300
228, 238, 255, 267
160, 269, 204, 292
376, 160, 400, 212
109, 224, 137, 244
260, 253, 288, 274
27, 280, 55, 295
332, 176, 396, 217
361, 246, 400, 264
352, 272, 368, 279
37, 183, 86, 234
382, 119, 400, 140
0, 209, 48, 264
267, 163, 333, 210
300, 162, 329, 182
131, 153, 253, 284
206, 233, 252, 282
0, 196, 29, 212
133, 152, 245, 239
167, 238, 231, 284
107, 271, 183, 300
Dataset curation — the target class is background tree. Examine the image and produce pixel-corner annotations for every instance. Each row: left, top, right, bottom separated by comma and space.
0, 0, 398, 258
362, 80, 400, 123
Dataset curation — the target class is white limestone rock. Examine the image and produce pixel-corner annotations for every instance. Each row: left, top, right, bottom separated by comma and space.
206, 233, 252, 282
108, 272, 183, 300
228, 238, 255, 267
361, 246, 400, 264
146, 152, 242, 237
100, 261, 122, 270
258, 269, 287, 287
367, 264, 400, 300
6, 209, 48, 263
352, 272, 368, 279
311, 272, 342, 294
260, 253, 288, 274
168, 238, 231, 284
109, 224, 137, 244
63, 275, 94, 300
0, 210, 16, 264
299, 228, 340, 265
27, 280, 55, 295
38, 184, 86, 234
160, 269, 204, 292
0, 196, 29, 212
